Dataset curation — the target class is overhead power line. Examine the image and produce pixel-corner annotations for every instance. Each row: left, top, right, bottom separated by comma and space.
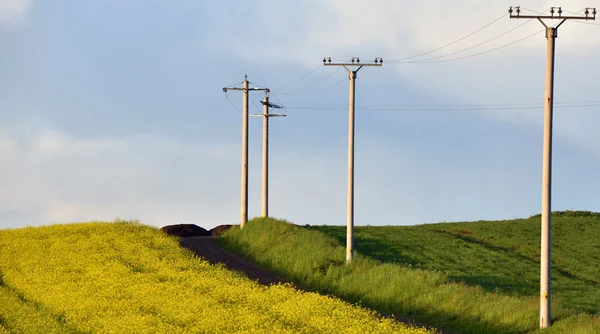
281, 78, 347, 96
394, 28, 545, 64
284, 101, 600, 112
276, 67, 343, 95
224, 92, 242, 114
388, 13, 509, 63
401, 19, 534, 63
274, 64, 322, 92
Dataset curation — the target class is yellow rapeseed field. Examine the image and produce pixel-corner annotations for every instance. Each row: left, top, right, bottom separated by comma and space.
0, 221, 433, 333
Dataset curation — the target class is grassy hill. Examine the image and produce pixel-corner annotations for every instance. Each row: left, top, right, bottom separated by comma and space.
311, 211, 600, 314
218, 213, 600, 334
0, 221, 429, 333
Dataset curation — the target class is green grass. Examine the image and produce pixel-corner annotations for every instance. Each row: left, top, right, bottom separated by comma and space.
0, 220, 431, 333
218, 214, 600, 334
311, 212, 600, 314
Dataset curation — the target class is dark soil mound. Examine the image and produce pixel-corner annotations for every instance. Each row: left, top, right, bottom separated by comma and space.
161, 224, 212, 237
210, 224, 233, 236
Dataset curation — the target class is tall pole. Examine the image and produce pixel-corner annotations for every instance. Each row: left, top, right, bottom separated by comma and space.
509, 6, 596, 328
223, 76, 270, 228
347, 70, 356, 263
241, 78, 249, 227
323, 57, 383, 263
262, 96, 269, 217
539, 25, 555, 329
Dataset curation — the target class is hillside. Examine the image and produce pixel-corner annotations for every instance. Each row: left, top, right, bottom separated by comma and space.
0, 221, 429, 333
218, 214, 600, 334
312, 211, 600, 314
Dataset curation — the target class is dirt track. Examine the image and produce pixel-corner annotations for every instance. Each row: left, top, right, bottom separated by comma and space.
178, 236, 286, 285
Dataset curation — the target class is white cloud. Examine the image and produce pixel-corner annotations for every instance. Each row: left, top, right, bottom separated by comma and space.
0, 131, 241, 229
0, 0, 31, 27
1, 125, 599, 231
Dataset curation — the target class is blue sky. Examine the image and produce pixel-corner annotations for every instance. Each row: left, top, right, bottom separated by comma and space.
1, 0, 599, 229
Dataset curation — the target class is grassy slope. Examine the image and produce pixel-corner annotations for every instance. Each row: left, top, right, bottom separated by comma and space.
218, 216, 600, 334
0, 221, 428, 334
311, 213, 600, 314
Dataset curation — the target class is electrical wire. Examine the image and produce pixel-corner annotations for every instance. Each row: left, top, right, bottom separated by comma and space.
223, 81, 244, 88
274, 64, 323, 92
520, 7, 548, 15
395, 28, 544, 64
573, 20, 600, 26
562, 8, 587, 15
283, 100, 600, 111
247, 81, 268, 89
387, 13, 508, 63
282, 77, 348, 96
250, 91, 265, 114
285, 102, 600, 112
268, 92, 287, 114
224, 92, 242, 114
277, 67, 343, 95
400, 19, 533, 63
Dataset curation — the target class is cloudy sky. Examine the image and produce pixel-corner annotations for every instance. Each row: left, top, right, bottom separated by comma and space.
1, 0, 599, 230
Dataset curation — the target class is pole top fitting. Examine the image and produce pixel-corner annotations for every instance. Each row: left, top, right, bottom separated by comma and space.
223, 88, 227, 92
585, 7, 597, 19
509, 6, 521, 17
546, 27, 557, 39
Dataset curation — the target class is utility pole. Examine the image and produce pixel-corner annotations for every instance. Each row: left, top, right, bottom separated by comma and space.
250, 95, 285, 217
223, 75, 269, 228
509, 6, 596, 329
323, 57, 383, 264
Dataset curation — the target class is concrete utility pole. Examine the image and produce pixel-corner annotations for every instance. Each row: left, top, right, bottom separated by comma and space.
509, 6, 596, 329
323, 57, 383, 263
223, 76, 270, 228
250, 96, 285, 217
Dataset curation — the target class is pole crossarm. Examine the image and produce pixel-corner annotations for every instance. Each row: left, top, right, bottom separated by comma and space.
223, 87, 270, 92
509, 6, 596, 20
323, 57, 383, 72
250, 114, 286, 117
